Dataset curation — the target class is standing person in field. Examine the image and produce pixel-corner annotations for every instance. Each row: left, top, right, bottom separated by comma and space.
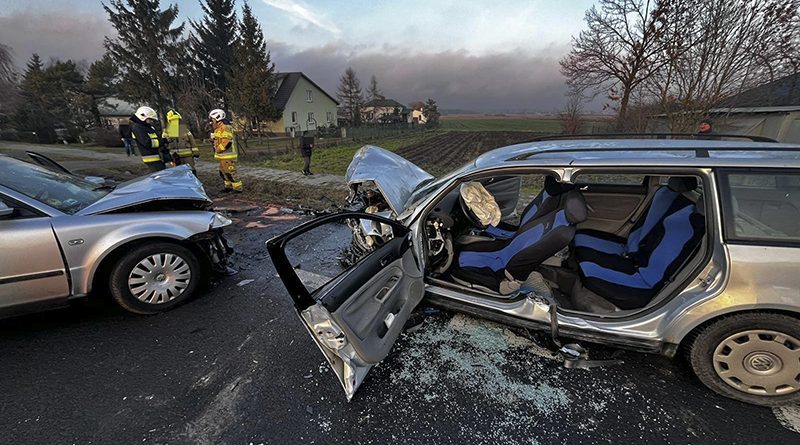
119, 121, 136, 157
209, 109, 242, 193
301, 131, 314, 175
130, 106, 166, 172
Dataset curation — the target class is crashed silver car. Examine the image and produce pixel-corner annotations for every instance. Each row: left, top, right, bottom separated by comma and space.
0, 153, 232, 318
269, 136, 800, 407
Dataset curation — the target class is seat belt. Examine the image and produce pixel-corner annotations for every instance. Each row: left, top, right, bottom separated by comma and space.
518, 273, 623, 369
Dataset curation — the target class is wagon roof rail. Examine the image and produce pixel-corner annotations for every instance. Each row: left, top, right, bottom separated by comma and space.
527, 133, 779, 143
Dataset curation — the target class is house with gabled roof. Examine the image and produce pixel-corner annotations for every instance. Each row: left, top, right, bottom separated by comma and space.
265, 72, 339, 136
361, 98, 412, 124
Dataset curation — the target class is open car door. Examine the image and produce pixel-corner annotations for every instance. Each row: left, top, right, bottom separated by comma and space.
267, 212, 424, 400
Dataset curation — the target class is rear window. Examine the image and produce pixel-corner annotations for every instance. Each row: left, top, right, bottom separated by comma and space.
720, 171, 800, 244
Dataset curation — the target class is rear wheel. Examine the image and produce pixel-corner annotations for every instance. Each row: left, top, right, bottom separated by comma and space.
109, 242, 200, 314
688, 313, 800, 406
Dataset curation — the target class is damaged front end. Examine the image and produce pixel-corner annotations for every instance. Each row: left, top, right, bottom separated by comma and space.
188, 227, 235, 275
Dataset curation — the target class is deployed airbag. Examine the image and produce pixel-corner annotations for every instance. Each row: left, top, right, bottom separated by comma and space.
460, 182, 501, 227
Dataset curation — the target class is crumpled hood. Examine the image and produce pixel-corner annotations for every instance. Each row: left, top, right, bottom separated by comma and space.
346, 145, 433, 214
77, 165, 211, 215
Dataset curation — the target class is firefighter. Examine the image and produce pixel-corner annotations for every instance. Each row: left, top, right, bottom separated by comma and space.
131, 106, 166, 172
163, 110, 200, 174
209, 109, 242, 192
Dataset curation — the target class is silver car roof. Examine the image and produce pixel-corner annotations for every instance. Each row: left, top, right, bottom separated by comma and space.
474, 139, 800, 169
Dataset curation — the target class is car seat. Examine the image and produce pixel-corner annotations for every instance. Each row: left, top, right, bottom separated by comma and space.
451, 190, 588, 291
485, 176, 574, 239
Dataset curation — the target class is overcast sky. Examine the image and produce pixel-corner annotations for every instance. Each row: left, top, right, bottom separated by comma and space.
0, 0, 598, 112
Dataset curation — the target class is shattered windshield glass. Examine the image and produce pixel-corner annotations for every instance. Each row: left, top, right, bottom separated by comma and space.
1, 159, 108, 214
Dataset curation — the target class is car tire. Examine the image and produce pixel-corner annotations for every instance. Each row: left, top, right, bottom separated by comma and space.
688, 312, 800, 406
109, 242, 200, 315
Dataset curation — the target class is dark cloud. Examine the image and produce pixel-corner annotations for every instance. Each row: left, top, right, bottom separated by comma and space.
269, 42, 572, 112
0, 10, 112, 68
0, 7, 573, 112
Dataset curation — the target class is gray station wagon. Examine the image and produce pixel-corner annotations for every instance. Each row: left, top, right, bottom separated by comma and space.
269, 135, 800, 407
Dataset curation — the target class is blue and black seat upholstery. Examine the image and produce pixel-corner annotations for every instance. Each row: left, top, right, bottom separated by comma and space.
573, 177, 697, 258
451, 190, 588, 291
575, 178, 705, 309
485, 176, 574, 239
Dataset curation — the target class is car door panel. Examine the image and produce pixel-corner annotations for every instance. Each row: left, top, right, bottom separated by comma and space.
0, 217, 69, 310
268, 212, 423, 400
576, 183, 648, 234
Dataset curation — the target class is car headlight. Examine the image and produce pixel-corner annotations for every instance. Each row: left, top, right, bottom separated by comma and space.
209, 212, 233, 229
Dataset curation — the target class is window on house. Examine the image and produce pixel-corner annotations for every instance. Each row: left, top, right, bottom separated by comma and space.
291, 112, 297, 124
326, 111, 333, 123
306, 90, 313, 102
307, 112, 315, 122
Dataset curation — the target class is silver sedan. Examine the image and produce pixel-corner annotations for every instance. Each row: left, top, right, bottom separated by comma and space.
0, 154, 233, 318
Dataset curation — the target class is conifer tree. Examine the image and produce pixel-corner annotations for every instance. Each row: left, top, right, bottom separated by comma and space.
229, 1, 279, 135
367, 75, 382, 101
190, 0, 237, 107
337, 67, 364, 126
103, 0, 187, 119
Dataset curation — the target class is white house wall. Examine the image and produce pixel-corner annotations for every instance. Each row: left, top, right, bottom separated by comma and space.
280, 76, 338, 135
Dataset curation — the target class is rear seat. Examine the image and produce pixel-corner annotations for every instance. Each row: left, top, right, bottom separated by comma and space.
573, 177, 697, 259
574, 177, 705, 309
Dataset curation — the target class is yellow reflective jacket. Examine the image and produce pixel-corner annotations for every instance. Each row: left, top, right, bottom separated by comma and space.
212, 120, 237, 160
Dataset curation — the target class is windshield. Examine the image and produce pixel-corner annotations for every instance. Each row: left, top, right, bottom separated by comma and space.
0, 159, 109, 214
402, 161, 475, 214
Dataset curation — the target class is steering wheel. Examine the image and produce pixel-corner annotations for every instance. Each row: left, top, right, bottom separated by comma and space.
459, 193, 486, 228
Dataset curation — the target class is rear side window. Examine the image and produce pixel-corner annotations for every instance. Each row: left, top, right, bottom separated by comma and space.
719, 170, 800, 244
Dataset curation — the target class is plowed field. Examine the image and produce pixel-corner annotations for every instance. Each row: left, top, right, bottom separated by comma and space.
395, 131, 542, 174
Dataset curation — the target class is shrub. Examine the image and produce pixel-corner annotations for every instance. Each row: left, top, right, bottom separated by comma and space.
94, 127, 124, 147
0, 129, 19, 141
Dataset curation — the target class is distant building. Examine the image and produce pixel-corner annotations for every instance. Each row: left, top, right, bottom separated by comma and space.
649, 73, 800, 143
264, 72, 339, 136
99, 98, 136, 127
361, 98, 411, 124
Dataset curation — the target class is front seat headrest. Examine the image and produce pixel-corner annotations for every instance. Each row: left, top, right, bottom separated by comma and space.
544, 175, 574, 196
667, 177, 698, 193
562, 190, 588, 224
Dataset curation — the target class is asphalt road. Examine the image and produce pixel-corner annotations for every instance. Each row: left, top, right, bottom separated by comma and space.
1, 204, 798, 444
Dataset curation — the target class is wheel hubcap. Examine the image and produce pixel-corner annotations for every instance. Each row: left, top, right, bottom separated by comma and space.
713, 329, 800, 396
128, 253, 191, 304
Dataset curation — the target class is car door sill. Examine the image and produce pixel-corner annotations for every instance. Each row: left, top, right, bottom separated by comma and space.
423, 287, 668, 355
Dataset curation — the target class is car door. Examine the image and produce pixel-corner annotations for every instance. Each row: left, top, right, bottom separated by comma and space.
0, 196, 70, 314
268, 212, 424, 400
574, 174, 654, 234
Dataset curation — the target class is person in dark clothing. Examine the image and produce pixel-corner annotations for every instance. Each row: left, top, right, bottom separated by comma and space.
301, 131, 314, 175
119, 122, 136, 156
131, 106, 166, 172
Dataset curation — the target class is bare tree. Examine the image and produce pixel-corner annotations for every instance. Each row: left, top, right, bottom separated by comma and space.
647, 0, 799, 131
559, 90, 585, 134
560, 0, 670, 130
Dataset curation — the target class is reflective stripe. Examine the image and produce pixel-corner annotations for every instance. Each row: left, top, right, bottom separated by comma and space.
149, 134, 160, 148
176, 150, 194, 156
142, 155, 161, 163
191, 147, 199, 153
214, 153, 238, 159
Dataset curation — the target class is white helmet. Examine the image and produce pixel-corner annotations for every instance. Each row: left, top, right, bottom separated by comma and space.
209, 109, 226, 121
135, 106, 157, 122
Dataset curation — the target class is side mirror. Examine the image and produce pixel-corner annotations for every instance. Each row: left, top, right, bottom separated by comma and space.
0, 201, 14, 218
